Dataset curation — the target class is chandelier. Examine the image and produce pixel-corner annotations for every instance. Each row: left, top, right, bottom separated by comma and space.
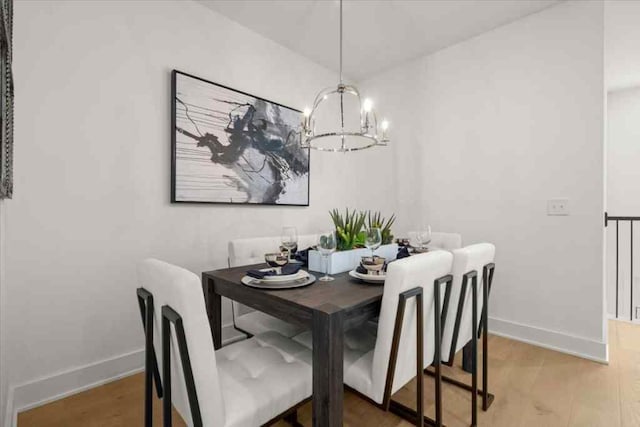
300, 0, 389, 152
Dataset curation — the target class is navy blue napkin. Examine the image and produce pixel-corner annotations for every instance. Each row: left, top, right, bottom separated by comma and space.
294, 247, 312, 267
356, 264, 368, 274
396, 246, 411, 259
247, 264, 302, 280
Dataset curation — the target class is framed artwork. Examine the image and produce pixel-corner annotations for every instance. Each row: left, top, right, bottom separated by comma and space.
0, 0, 13, 199
171, 70, 309, 205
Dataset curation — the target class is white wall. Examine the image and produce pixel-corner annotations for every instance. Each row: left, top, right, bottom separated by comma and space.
364, 0, 606, 360
1, 201, 8, 427
4, 0, 393, 419
605, 87, 640, 319
605, 1, 640, 91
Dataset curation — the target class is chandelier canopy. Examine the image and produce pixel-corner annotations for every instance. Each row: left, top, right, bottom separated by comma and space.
300, 0, 389, 152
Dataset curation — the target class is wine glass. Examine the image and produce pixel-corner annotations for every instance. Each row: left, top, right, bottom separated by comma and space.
408, 231, 422, 251
365, 227, 382, 258
281, 226, 298, 261
317, 231, 337, 281
419, 225, 432, 250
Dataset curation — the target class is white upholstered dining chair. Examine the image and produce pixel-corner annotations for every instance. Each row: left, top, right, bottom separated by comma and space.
293, 251, 454, 427
136, 259, 312, 427
439, 243, 496, 426
227, 234, 317, 338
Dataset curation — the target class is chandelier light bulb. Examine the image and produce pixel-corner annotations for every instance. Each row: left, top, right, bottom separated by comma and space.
303, 107, 311, 117
381, 120, 389, 131
363, 98, 373, 113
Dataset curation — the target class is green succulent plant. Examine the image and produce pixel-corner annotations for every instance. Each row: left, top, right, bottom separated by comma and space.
329, 208, 367, 251
329, 208, 396, 250
367, 211, 396, 245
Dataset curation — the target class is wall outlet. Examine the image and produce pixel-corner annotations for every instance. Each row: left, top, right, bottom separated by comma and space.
547, 198, 569, 216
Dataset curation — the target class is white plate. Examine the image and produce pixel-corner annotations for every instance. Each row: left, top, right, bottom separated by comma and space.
349, 269, 386, 284
257, 269, 306, 282
241, 273, 316, 290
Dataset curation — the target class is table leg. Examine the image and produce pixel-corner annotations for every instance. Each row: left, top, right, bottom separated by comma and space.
203, 276, 222, 350
312, 305, 344, 427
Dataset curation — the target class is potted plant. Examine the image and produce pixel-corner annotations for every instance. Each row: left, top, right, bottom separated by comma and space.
308, 209, 399, 274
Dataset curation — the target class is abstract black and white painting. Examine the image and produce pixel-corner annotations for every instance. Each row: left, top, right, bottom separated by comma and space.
171, 70, 309, 205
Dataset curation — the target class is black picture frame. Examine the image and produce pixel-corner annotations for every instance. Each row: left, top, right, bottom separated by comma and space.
171, 70, 310, 206
0, 0, 13, 200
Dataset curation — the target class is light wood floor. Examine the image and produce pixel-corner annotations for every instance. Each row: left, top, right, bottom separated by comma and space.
17, 320, 640, 426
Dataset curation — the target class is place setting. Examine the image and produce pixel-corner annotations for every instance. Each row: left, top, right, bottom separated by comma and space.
348, 227, 388, 284
240, 248, 317, 290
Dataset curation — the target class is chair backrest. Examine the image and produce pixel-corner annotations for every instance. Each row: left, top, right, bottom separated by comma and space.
138, 259, 225, 427
228, 234, 319, 267
441, 243, 496, 363
370, 250, 454, 403
431, 232, 462, 251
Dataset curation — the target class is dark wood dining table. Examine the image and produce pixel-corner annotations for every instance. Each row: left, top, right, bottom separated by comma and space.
202, 264, 384, 427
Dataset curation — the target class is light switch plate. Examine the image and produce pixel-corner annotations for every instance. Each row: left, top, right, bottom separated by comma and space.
547, 198, 569, 216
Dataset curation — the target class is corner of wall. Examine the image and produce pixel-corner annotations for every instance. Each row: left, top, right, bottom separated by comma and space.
0, 199, 10, 426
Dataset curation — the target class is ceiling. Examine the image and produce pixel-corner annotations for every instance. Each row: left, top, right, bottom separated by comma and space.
200, 0, 560, 81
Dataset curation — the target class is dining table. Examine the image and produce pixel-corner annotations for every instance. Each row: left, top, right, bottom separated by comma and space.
202, 264, 384, 427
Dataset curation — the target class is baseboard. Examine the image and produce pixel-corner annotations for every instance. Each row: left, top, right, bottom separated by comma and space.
5, 324, 243, 426
489, 316, 608, 364
10, 347, 144, 422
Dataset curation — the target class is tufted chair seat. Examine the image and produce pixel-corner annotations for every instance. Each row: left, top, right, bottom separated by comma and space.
137, 259, 312, 427
228, 234, 318, 338
216, 331, 312, 427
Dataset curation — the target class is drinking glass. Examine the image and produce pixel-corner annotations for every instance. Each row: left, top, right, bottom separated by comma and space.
408, 231, 422, 250
365, 227, 382, 258
419, 225, 432, 250
281, 226, 298, 261
317, 231, 337, 281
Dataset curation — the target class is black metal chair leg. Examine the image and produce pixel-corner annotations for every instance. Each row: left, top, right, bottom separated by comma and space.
162, 310, 172, 427
137, 288, 163, 427
433, 276, 451, 427
385, 286, 444, 427
416, 292, 425, 427
144, 296, 153, 427
482, 265, 491, 411
471, 275, 478, 427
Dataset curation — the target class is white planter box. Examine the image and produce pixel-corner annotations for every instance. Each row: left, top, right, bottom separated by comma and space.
308, 244, 399, 275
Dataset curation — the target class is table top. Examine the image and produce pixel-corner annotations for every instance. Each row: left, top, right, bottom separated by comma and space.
203, 264, 384, 314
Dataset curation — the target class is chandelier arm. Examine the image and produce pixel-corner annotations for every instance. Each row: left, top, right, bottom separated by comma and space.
311, 86, 338, 113
310, 85, 361, 115
371, 110, 378, 138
